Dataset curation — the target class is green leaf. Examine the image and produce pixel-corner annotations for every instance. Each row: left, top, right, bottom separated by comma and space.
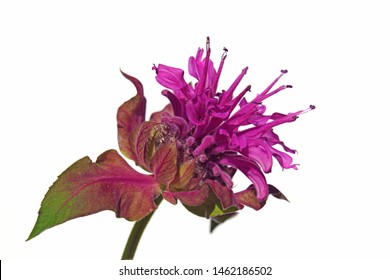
210, 213, 238, 233
27, 150, 161, 241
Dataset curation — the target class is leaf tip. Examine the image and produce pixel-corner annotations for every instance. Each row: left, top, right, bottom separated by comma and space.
268, 184, 290, 202
209, 213, 238, 233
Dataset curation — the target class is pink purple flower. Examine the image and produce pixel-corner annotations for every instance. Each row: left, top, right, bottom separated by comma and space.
28, 38, 314, 241
119, 37, 314, 218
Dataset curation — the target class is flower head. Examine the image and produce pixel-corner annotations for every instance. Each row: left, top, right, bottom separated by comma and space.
118, 37, 314, 220
28, 38, 314, 242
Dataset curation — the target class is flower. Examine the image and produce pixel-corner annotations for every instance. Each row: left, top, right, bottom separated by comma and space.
28, 37, 314, 242
118, 37, 314, 219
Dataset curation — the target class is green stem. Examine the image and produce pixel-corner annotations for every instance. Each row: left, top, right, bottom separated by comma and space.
121, 195, 163, 260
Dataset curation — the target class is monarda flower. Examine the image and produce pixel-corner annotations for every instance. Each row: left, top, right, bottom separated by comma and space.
28, 38, 314, 259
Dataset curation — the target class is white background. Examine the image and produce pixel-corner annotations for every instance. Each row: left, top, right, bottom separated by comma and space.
1, 0, 389, 278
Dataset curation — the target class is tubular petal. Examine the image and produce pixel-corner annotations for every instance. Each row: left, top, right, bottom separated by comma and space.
155, 64, 188, 90
219, 155, 269, 201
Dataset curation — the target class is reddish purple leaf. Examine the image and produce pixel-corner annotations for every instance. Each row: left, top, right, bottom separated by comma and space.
170, 159, 195, 190
235, 186, 266, 210
117, 71, 146, 160
206, 179, 239, 210
268, 184, 289, 202
163, 184, 209, 207
131, 121, 158, 170
27, 150, 161, 240
150, 142, 177, 186
149, 104, 174, 122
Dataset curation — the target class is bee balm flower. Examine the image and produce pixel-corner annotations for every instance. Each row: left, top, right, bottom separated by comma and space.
28, 38, 314, 255
118, 37, 314, 219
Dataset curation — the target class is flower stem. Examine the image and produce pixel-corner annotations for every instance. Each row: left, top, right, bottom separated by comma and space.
121, 195, 163, 260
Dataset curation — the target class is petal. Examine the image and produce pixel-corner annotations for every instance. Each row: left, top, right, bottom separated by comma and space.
162, 116, 189, 138
193, 135, 215, 156
188, 42, 217, 94
219, 154, 269, 201
185, 100, 206, 125
188, 47, 204, 80
262, 129, 297, 153
219, 67, 248, 105
162, 90, 185, 117
155, 64, 188, 90
245, 144, 273, 173
269, 146, 298, 170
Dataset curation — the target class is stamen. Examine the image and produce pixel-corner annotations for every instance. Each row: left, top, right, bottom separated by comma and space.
152, 64, 158, 74
219, 67, 248, 105
259, 69, 289, 97
221, 47, 228, 60
197, 37, 212, 94
227, 85, 251, 111
253, 84, 291, 104
206, 36, 210, 52
239, 104, 315, 138
300, 105, 316, 114
212, 47, 228, 94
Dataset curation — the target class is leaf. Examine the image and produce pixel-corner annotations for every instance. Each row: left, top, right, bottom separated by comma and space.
149, 104, 174, 122
235, 186, 266, 210
183, 186, 238, 219
150, 142, 177, 186
117, 71, 146, 160
206, 179, 239, 210
27, 150, 161, 241
210, 213, 238, 233
131, 121, 158, 170
163, 183, 209, 207
170, 159, 195, 190
268, 184, 289, 202
145, 123, 171, 168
